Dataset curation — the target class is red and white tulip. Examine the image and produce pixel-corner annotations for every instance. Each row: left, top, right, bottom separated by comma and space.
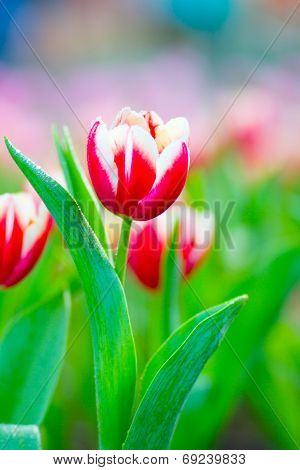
0, 192, 52, 287
87, 107, 190, 220
128, 205, 214, 289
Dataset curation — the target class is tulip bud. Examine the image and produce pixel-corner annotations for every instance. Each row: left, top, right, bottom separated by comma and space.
0, 192, 52, 287
87, 107, 190, 221
128, 205, 214, 289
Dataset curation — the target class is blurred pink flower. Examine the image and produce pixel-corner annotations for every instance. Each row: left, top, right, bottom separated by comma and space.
219, 87, 280, 167
0, 192, 52, 287
128, 205, 214, 289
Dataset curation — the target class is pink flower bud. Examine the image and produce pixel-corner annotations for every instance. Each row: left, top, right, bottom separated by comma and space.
128, 205, 214, 289
0, 192, 52, 287
87, 107, 190, 220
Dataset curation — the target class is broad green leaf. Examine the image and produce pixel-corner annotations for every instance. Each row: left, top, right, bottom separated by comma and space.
53, 126, 112, 260
124, 295, 247, 450
172, 245, 300, 449
141, 297, 244, 397
42, 291, 98, 450
0, 293, 70, 425
0, 424, 41, 450
5, 138, 137, 450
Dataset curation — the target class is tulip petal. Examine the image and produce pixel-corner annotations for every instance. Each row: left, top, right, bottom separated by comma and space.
4, 214, 52, 287
135, 140, 189, 220
87, 120, 119, 212
0, 195, 10, 258
21, 204, 51, 257
125, 126, 158, 200
155, 117, 190, 152
128, 223, 163, 289
0, 199, 8, 278
141, 111, 164, 138
110, 124, 131, 206
0, 198, 23, 285
112, 107, 149, 131
111, 125, 158, 216
181, 210, 214, 276
0, 194, 10, 221
0, 193, 52, 287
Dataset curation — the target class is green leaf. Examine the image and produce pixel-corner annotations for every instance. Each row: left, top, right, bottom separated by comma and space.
172, 245, 300, 449
0, 293, 70, 425
53, 126, 112, 260
0, 424, 41, 450
5, 138, 137, 450
141, 297, 243, 397
124, 295, 247, 450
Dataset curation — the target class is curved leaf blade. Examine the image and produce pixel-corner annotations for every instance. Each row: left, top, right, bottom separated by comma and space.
5, 138, 137, 450
53, 127, 111, 260
141, 297, 244, 397
0, 293, 70, 425
0, 424, 41, 450
124, 295, 247, 450
172, 245, 300, 449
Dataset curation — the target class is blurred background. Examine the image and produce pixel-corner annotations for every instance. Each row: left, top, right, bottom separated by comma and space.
0, 0, 299, 450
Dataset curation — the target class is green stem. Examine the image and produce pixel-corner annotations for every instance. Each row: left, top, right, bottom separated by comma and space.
160, 221, 181, 343
115, 217, 133, 284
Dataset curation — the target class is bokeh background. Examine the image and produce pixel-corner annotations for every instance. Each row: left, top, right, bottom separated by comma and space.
0, 0, 299, 450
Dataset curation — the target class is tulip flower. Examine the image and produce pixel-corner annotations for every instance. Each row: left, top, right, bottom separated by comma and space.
87, 107, 190, 221
0, 192, 52, 287
219, 88, 278, 167
128, 205, 214, 289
